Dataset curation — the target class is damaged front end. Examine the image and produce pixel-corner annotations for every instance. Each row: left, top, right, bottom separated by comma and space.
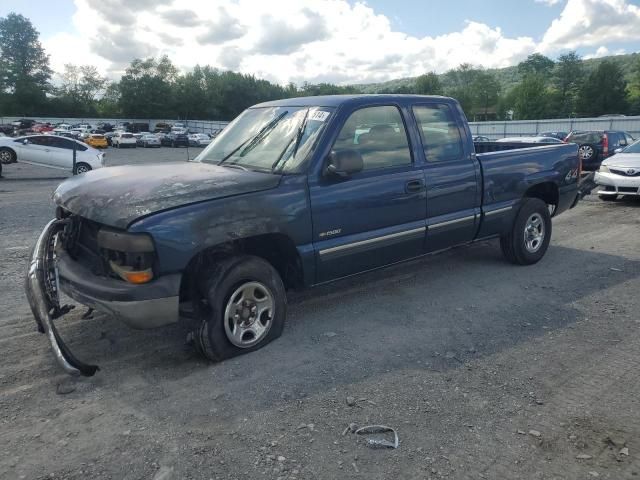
25, 218, 99, 377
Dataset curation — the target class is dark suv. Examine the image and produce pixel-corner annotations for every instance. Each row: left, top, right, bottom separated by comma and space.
161, 132, 189, 147
565, 130, 635, 170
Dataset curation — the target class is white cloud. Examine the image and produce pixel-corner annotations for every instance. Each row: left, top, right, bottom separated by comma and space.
583, 45, 626, 58
539, 0, 640, 53
39, 0, 640, 86
41, 0, 537, 85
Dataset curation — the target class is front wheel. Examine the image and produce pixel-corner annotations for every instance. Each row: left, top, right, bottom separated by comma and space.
194, 255, 286, 362
0, 147, 17, 164
500, 198, 552, 265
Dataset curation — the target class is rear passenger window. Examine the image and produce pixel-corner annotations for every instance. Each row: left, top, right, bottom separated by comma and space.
332, 106, 411, 171
413, 105, 463, 162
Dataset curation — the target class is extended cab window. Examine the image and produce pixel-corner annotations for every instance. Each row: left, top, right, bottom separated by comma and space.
413, 105, 463, 162
332, 106, 411, 171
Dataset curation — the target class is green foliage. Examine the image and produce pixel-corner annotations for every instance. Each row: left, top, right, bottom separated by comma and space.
415, 72, 443, 95
0, 13, 51, 114
553, 52, 583, 117
577, 61, 628, 116
518, 53, 555, 77
509, 74, 550, 120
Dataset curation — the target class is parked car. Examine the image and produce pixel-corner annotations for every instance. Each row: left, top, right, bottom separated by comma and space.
539, 131, 568, 140
137, 134, 161, 148
496, 136, 564, 144
0, 134, 104, 176
11, 118, 36, 130
32, 123, 54, 134
161, 131, 189, 147
564, 130, 635, 171
473, 135, 491, 142
111, 132, 137, 148
189, 133, 212, 147
595, 139, 640, 200
25, 94, 586, 375
84, 134, 108, 149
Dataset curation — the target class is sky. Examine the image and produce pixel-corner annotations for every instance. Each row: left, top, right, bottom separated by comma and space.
1, 0, 640, 85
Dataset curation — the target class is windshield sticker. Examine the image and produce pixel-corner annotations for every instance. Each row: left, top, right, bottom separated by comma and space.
309, 110, 330, 122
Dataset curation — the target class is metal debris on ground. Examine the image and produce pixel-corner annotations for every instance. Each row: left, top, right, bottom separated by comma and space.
354, 425, 399, 449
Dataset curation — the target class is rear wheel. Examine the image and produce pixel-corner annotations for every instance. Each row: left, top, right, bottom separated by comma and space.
578, 144, 596, 162
74, 162, 91, 175
599, 194, 618, 201
0, 147, 16, 164
194, 255, 286, 362
500, 198, 552, 265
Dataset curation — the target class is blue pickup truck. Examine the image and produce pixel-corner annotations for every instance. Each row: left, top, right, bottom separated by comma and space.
26, 95, 583, 375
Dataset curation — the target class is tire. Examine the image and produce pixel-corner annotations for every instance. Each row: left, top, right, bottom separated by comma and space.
0, 147, 17, 164
578, 144, 597, 162
194, 255, 286, 362
74, 162, 92, 175
599, 194, 618, 201
500, 198, 552, 265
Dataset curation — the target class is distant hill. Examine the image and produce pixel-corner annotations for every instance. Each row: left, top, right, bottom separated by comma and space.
355, 52, 640, 93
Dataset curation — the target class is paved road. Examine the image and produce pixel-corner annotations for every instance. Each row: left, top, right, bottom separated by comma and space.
0, 149, 639, 479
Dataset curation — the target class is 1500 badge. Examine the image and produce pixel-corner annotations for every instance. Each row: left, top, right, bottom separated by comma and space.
319, 229, 342, 238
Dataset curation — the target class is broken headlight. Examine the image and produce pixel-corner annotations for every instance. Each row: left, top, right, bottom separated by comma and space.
96, 228, 155, 284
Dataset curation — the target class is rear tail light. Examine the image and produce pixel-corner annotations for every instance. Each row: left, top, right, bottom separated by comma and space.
602, 134, 609, 157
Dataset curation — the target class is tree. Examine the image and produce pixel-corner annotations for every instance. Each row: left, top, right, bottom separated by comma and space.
510, 74, 549, 120
471, 71, 500, 119
518, 53, 555, 77
443, 64, 480, 115
553, 52, 583, 117
626, 57, 640, 115
55, 64, 107, 115
415, 72, 443, 95
577, 61, 628, 116
0, 13, 52, 114
118, 55, 179, 118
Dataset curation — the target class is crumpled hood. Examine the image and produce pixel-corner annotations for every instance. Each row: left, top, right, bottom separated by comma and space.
53, 162, 281, 229
602, 153, 640, 169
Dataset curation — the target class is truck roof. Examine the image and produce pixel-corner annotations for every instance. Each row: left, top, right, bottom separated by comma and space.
253, 94, 453, 109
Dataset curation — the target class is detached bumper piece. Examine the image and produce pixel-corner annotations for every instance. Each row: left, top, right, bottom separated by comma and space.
25, 219, 99, 377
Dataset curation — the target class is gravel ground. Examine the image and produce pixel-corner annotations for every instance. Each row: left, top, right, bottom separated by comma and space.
1, 148, 639, 480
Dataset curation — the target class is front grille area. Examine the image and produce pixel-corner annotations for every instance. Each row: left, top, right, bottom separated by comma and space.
610, 168, 640, 177
60, 215, 110, 276
619, 187, 639, 193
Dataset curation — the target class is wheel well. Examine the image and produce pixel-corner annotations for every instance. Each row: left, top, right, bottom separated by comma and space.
179, 233, 304, 303
524, 182, 558, 207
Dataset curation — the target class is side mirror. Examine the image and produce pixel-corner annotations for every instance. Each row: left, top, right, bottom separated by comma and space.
325, 149, 363, 178
614, 148, 623, 154
22, 139, 29, 145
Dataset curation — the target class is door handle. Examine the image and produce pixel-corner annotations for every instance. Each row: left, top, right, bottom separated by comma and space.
405, 179, 425, 193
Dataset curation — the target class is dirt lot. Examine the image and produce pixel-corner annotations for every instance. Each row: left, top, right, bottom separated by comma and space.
1, 149, 639, 480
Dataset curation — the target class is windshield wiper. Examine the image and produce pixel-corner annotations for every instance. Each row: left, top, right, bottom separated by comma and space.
272, 108, 309, 172
221, 164, 248, 171
218, 111, 288, 165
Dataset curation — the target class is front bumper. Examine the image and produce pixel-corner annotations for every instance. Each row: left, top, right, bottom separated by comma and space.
594, 171, 640, 195
56, 248, 181, 329
25, 219, 181, 376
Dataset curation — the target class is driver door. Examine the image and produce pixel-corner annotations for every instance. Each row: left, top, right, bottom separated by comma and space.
309, 105, 427, 283
14, 136, 52, 166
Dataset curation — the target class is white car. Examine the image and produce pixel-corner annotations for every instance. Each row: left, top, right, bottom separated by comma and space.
0, 135, 104, 174
188, 133, 211, 147
111, 132, 137, 148
595, 140, 640, 200
496, 136, 564, 144
137, 134, 161, 148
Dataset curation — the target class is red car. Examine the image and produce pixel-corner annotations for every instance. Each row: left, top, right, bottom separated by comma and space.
31, 123, 54, 133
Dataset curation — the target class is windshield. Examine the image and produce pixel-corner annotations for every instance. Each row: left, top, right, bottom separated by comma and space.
622, 139, 640, 153
194, 106, 333, 173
